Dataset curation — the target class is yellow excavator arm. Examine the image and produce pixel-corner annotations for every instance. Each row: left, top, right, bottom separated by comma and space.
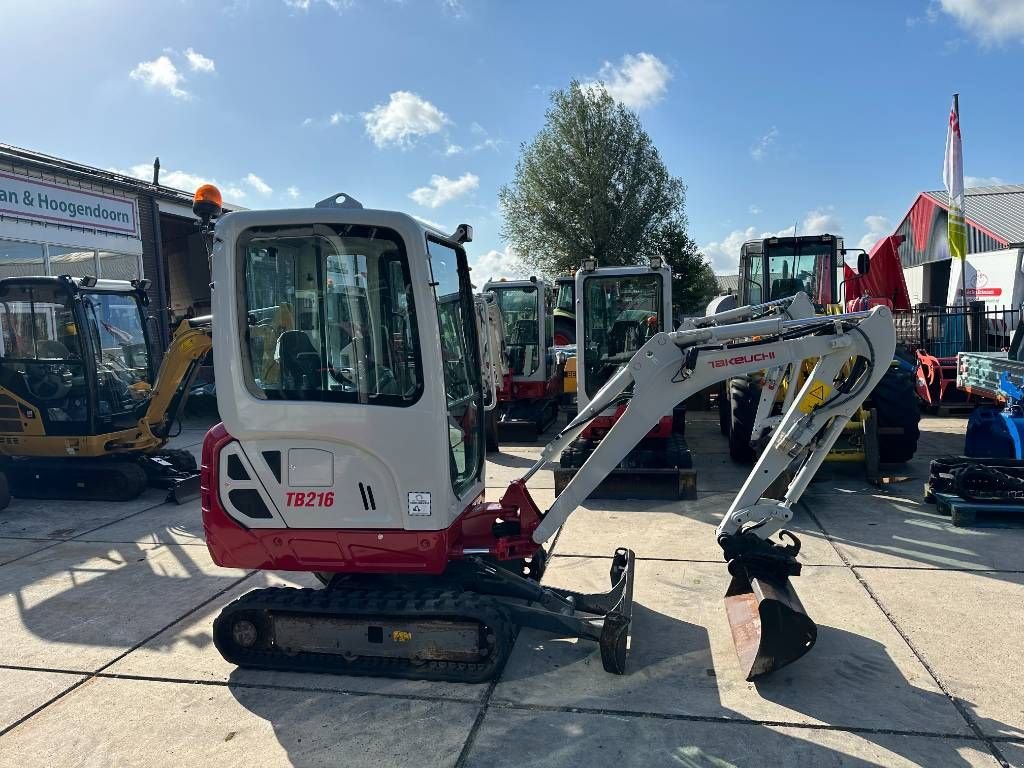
141, 315, 213, 438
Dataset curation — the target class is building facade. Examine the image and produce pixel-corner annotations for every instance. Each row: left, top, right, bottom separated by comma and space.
0, 143, 236, 357
894, 185, 1024, 305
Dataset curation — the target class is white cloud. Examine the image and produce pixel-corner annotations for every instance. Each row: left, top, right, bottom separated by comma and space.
413, 215, 449, 231
283, 0, 354, 11
936, 0, 1024, 44
473, 138, 503, 152
702, 227, 764, 273
301, 117, 313, 127
109, 163, 247, 201
184, 48, 215, 73
442, 0, 466, 18
748, 205, 762, 215
857, 215, 891, 252
329, 111, 351, 125
286, 186, 301, 199
702, 208, 845, 272
444, 143, 463, 156
363, 91, 450, 148
965, 175, 1007, 188
409, 172, 479, 208
469, 121, 486, 135
750, 126, 778, 160
129, 56, 189, 99
801, 207, 842, 234
245, 173, 273, 196
585, 52, 671, 110
472, 249, 523, 282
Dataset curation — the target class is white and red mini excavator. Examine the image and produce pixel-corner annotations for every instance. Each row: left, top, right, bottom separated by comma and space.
198, 193, 896, 683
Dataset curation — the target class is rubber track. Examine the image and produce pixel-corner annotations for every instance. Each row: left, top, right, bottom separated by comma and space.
213, 586, 516, 683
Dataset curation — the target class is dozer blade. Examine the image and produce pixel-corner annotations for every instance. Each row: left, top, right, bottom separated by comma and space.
724, 569, 817, 681
167, 473, 200, 505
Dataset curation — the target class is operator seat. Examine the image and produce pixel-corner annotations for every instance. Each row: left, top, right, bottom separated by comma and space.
276, 330, 322, 391
771, 278, 806, 300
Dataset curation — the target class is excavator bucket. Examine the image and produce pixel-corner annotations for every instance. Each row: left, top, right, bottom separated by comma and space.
724, 567, 817, 681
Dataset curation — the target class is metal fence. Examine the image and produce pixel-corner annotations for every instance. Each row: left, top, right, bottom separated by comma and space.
894, 303, 1022, 358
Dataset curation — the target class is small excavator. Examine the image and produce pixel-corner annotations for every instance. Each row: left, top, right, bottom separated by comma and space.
482, 277, 564, 440
196, 190, 897, 683
0, 272, 213, 508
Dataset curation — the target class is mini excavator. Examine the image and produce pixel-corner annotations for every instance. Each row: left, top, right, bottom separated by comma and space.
0, 275, 212, 508
197, 193, 896, 683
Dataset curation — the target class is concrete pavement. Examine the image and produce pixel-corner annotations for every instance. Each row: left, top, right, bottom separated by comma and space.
0, 413, 1019, 767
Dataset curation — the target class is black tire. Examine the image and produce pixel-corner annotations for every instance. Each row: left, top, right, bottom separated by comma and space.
869, 364, 921, 464
718, 382, 730, 436
485, 409, 500, 453
553, 318, 576, 347
0, 471, 10, 511
729, 376, 759, 463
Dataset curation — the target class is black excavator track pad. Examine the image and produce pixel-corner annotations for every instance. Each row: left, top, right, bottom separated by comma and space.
213, 548, 637, 683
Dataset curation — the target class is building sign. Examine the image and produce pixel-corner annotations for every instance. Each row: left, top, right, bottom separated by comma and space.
0, 171, 139, 237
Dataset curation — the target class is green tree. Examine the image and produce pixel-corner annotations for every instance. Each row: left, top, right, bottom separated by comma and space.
499, 82, 688, 275
651, 220, 720, 318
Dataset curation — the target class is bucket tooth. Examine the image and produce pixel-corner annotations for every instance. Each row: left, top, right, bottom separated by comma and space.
724, 569, 817, 681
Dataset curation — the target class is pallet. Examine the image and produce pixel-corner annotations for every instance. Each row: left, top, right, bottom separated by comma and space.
553, 467, 698, 500
933, 492, 1024, 527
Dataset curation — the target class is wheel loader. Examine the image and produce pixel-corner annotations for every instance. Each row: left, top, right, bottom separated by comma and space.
194, 189, 898, 683
723, 234, 920, 475
0, 274, 212, 509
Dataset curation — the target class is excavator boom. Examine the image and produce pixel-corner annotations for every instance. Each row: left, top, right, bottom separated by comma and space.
521, 294, 895, 678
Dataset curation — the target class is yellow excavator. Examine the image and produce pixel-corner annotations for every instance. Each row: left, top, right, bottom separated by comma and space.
0, 274, 212, 509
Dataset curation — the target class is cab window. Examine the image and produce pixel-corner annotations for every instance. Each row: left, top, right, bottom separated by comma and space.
492, 286, 540, 377
239, 224, 422, 406
427, 238, 483, 497
582, 274, 663, 398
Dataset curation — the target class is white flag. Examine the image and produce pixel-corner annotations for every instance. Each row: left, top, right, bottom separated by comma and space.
943, 95, 967, 263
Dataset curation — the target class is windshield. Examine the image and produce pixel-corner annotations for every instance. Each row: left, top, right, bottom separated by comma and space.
240, 224, 422, 406
766, 242, 835, 305
82, 293, 150, 386
0, 284, 90, 432
582, 273, 663, 398
555, 280, 574, 312
490, 285, 540, 377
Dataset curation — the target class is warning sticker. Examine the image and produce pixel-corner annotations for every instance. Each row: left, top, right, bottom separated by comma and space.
408, 491, 432, 516
798, 380, 833, 413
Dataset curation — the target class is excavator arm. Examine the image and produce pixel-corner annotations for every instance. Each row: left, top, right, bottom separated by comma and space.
141, 315, 213, 438
513, 296, 896, 679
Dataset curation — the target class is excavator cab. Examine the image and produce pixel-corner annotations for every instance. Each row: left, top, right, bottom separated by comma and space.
738, 234, 840, 311
482, 277, 563, 438
0, 274, 209, 506
0, 276, 154, 436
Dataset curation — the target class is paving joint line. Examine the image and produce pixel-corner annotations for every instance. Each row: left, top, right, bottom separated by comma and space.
487, 700, 1014, 741
454, 508, 570, 766
0, 569, 258, 740
0, 497, 172, 568
800, 499, 1011, 768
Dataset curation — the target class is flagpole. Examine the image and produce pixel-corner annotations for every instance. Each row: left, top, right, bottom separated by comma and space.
954, 93, 965, 308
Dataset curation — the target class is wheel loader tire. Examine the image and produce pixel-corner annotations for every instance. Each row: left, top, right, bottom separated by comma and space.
485, 409, 500, 453
553, 318, 576, 347
729, 376, 759, 464
718, 382, 730, 436
869, 364, 921, 464
0, 472, 10, 511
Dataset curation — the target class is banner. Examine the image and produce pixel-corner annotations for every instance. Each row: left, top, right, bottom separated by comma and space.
0, 171, 139, 237
943, 95, 967, 263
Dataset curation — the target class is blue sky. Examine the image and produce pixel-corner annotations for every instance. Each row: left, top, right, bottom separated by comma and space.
3, 0, 1023, 277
